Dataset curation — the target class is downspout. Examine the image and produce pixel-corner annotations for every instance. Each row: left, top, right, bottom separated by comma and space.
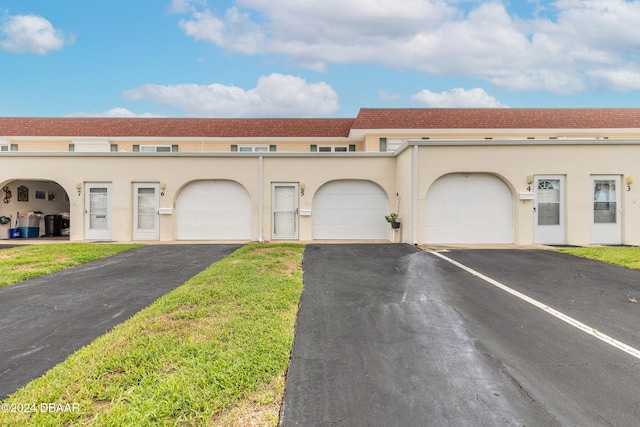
258, 155, 264, 243
412, 144, 419, 245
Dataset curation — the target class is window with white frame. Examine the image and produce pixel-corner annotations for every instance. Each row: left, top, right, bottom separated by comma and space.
239, 145, 269, 152
0, 141, 16, 151
319, 146, 347, 152
132, 144, 178, 152
311, 144, 355, 152
141, 145, 172, 152
231, 144, 275, 152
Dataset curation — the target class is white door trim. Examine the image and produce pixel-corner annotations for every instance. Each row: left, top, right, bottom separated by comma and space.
133, 183, 160, 241
272, 183, 299, 240
85, 182, 112, 241
534, 175, 565, 245
591, 175, 622, 244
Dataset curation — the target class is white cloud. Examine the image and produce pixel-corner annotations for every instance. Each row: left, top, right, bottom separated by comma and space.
377, 90, 401, 101
411, 88, 508, 108
168, 0, 207, 14
67, 108, 163, 118
587, 68, 640, 92
122, 73, 339, 117
0, 14, 74, 54
175, 0, 640, 94
179, 8, 263, 55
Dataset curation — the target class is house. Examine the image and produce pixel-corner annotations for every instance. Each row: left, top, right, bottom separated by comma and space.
1, 108, 640, 246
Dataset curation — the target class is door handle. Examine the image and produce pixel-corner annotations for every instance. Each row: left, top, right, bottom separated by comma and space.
295, 208, 299, 215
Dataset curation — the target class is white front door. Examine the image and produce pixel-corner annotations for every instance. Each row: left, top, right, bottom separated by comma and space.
133, 183, 159, 240
85, 183, 112, 241
591, 175, 622, 244
534, 175, 565, 244
272, 183, 298, 240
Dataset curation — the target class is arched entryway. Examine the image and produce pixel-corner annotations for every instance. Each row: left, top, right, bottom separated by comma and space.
0, 179, 70, 239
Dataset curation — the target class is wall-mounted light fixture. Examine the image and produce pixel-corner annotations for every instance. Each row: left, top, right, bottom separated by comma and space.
300, 182, 305, 196
626, 175, 633, 191
526, 175, 534, 192
160, 182, 167, 197
76, 182, 82, 196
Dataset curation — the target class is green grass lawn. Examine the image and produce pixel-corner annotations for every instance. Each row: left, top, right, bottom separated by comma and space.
557, 246, 640, 270
0, 243, 142, 288
0, 243, 304, 427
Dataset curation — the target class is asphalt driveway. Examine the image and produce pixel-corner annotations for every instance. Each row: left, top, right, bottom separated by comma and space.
0, 244, 240, 399
281, 244, 640, 426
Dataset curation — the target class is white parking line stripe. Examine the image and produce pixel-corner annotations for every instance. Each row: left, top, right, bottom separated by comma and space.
430, 250, 640, 361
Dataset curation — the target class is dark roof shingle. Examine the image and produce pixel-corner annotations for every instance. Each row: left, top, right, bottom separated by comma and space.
352, 108, 640, 129
0, 117, 355, 138
3, 108, 640, 138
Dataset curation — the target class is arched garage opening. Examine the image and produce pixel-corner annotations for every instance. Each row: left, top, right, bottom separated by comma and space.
313, 180, 388, 240
0, 179, 70, 240
176, 180, 252, 240
425, 173, 513, 244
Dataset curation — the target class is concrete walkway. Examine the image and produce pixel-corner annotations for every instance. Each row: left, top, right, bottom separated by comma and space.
0, 244, 240, 399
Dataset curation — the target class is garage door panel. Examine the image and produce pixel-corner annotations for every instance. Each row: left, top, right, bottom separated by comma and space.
315, 194, 386, 209
313, 180, 388, 240
426, 174, 513, 244
315, 224, 380, 238
319, 185, 380, 195
313, 210, 387, 225
176, 181, 252, 240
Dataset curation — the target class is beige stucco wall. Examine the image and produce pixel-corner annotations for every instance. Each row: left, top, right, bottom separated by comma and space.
362, 131, 640, 150
7, 138, 365, 154
416, 142, 640, 246
3, 140, 640, 245
0, 155, 259, 242
394, 146, 414, 243
262, 155, 395, 241
0, 153, 396, 242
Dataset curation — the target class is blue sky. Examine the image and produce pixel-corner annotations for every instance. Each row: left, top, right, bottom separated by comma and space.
2, 0, 640, 118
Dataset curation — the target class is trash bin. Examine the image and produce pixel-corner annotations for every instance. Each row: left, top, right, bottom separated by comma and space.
44, 214, 62, 236
60, 214, 70, 236
18, 214, 41, 238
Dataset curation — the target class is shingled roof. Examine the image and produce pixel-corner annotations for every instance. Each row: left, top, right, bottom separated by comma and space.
352, 108, 640, 129
0, 117, 355, 138
3, 109, 640, 138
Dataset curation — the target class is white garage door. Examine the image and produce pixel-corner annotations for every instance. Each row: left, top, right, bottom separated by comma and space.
313, 180, 388, 240
425, 174, 513, 244
176, 180, 252, 240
